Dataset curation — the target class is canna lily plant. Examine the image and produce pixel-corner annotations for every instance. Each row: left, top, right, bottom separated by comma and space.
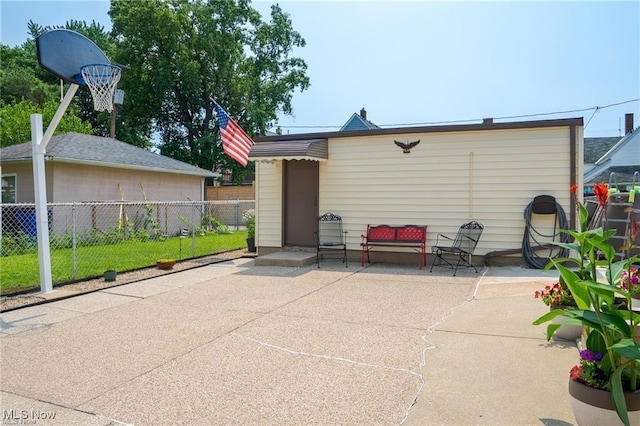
534, 182, 640, 426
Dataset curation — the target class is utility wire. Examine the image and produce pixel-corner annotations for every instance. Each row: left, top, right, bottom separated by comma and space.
277, 98, 640, 129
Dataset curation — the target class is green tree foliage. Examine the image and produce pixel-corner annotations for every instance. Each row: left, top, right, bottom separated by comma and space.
109, 0, 309, 181
0, 20, 152, 148
24, 20, 153, 148
0, 100, 93, 147
0, 39, 94, 147
0, 43, 58, 106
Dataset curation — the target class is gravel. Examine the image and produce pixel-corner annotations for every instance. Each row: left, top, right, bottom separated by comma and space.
0, 249, 253, 312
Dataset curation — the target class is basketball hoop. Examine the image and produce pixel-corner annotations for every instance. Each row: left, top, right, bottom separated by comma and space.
81, 63, 122, 112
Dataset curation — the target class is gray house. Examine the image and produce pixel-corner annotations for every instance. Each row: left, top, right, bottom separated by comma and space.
1, 132, 217, 204
584, 114, 639, 191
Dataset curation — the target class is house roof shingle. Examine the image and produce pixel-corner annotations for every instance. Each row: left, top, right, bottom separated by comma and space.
584, 128, 640, 185
583, 137, 621, 163
339, 112, 380, 132
0, 132, 216, 177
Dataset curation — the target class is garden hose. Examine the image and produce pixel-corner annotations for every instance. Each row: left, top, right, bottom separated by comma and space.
522, 195, 570, 269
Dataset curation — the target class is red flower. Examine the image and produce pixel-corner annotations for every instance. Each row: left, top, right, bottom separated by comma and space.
593, 182, 609, 208
570, 183, 578, 196
570, 365, 584, 381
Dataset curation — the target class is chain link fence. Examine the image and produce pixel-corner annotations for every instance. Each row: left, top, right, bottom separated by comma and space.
1, 200, 254, 294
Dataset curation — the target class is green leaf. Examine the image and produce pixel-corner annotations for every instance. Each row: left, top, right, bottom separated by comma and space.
597, 311, 632, 337
554, 262, 591, 309
611, 367, 631, 426
566, 309, 609, 331
532, 308, 567, 325
545, 323, 562, 340
581, 280, 616, 305
578, 202, 589, 232
611, 338, 640, 361
587, 330, 608, 356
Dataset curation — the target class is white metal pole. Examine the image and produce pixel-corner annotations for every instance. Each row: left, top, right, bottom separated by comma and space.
31, 114, 53, 293
40, 84, 79, 151
31, 83, 79, 294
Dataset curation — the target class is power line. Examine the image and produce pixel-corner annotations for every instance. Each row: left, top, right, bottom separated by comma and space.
277, 98, 640, 129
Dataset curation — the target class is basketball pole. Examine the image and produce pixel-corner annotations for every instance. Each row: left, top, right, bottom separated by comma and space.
31, 83, 79, 294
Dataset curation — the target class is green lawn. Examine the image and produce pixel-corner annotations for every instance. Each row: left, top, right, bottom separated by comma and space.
1, 231, 247, 295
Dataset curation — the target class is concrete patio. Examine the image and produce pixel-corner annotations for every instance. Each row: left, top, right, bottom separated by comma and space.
1, 258, 577, 425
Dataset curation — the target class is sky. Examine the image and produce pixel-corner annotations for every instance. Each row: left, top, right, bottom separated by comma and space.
1, 0, 639, 138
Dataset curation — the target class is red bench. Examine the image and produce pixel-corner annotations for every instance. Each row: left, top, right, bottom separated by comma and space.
360, 224, 428, 269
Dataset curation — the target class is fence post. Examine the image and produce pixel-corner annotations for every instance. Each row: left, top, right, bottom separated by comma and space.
235, 200, 239, 231
191, 203, 196, 257
0, 204, 3, 255
72, 203, 77, 279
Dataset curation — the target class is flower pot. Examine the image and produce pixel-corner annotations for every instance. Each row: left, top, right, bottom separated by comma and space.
104, 270, 117, 282
569, 379, 640, 426
552, 321, 582, 341
156, 260, 176, 270
550, 305, 582, 341
246, 237, 256, 253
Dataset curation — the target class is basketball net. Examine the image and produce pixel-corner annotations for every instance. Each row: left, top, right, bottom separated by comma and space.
81, 64, 122, 112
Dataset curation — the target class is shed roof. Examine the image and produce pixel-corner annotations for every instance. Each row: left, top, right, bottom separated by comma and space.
0, 132, 217, 177
256, 117, 584, 143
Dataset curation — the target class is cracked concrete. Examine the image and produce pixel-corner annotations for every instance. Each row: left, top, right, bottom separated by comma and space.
1, 259, 574, 425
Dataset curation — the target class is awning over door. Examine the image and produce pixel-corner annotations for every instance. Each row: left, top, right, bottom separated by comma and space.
248, 138, 328, 163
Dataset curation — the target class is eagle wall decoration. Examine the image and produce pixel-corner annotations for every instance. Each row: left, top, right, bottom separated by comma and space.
394, 140, 420, 153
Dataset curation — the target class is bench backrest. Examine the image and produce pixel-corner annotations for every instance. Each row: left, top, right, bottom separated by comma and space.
367, 225, 426, 243
317, 212, 346, 246
452, 221, 484, 253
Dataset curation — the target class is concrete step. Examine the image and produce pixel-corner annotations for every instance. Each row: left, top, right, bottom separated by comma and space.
254, 251, 316, 267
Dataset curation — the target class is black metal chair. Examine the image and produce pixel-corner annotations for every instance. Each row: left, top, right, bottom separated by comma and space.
316, 212, 348, 268
430, 221, 484, 276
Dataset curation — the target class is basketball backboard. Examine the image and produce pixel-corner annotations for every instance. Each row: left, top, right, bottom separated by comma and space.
36, 29, 110, 85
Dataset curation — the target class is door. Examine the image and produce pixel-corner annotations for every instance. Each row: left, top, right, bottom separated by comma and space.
283, 160, 318, 247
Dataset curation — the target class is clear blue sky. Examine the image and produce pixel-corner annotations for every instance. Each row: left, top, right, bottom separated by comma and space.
2, 0, 639, 137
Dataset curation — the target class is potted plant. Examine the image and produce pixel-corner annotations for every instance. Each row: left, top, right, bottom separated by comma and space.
243, 209, 256, 253
101, 258, 117, 282
103, 269, 117, 282
534, 182, 640, 426
619, 267, 640, 299
156, 258, 176, 270
534, 280, 581, 341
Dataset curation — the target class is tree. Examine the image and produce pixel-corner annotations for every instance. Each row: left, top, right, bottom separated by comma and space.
25, 20, 153, 148
109, 0, 309, 181
0, 100, 93, 147
0, 43, 58, 106
0, 20, 152, 149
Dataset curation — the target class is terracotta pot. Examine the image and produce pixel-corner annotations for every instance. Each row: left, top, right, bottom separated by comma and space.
157, 260, 176, 270
569, 379, 640, 425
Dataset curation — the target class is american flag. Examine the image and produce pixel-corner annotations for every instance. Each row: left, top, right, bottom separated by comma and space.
213, 100, 254, 166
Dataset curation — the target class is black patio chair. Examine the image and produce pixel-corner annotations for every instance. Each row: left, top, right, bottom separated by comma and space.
429, 221, 484, 276
316, 212, 348, 268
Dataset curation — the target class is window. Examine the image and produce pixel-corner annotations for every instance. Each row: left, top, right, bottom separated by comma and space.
1, 174, 16, 203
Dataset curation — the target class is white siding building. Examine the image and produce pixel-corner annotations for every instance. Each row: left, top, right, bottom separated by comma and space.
249, 118, 584, 266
